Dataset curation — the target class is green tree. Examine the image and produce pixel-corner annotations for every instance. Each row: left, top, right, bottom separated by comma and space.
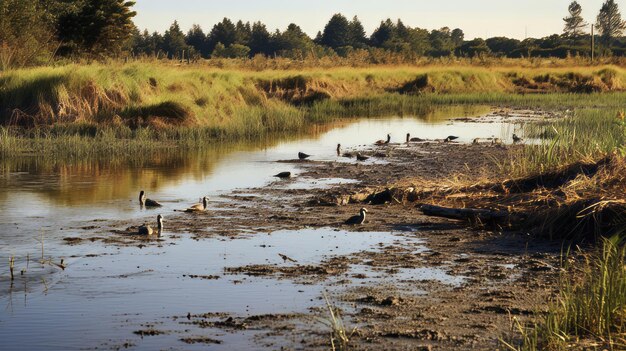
235, 20, 252, 46
451, 28, 465, 47
457, 38, 490, 57
162, 20, 188, 58
596, 0, 626, 46
249, 21, 271, 56
348, 16, 368, 48
0, 0, 56, 68
207, 18, 237, 53
186, 24, 208, 57
370, 19, 396, 47
272, 23, 314, 58
57, 0, 136, 57
564, 1, 588, 38
429, 27, 455, 56
321, 13, 351, 49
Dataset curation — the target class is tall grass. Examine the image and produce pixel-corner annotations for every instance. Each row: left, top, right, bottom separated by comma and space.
508, 236, 626, 350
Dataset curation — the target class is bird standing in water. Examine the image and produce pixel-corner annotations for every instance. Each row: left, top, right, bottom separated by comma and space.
336, 144, 341, 156
298, 152, 311, 160
444, 136, 459, 143
375, 134, 391, 145
138, 214, 164, 236
184, 197, 209, 212
345, 208, 368, 225
274, 171, 292, 178
139, 190, 162, 208
356, 153, 369, 161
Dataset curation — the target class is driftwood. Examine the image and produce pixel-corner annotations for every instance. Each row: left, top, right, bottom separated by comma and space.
420, 204, 526, 227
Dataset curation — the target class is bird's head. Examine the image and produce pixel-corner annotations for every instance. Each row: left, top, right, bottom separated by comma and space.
360, 208, 368, 214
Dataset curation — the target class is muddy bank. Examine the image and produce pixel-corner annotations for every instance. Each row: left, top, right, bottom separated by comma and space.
44, 110, 566, 350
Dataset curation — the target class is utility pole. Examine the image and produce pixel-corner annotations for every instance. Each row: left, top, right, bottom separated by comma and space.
591, 24, 595, 62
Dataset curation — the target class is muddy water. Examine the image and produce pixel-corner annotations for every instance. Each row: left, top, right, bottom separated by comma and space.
0, 107, 524, 350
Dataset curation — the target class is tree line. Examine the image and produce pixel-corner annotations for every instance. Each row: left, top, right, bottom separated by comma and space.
1, 0, 626, 69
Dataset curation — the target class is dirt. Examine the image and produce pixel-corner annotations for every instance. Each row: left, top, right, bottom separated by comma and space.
68, 111, 564, 350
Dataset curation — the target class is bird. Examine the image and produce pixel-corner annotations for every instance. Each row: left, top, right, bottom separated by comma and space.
336, 144, 341, 156
298, 152, 311, 160
139, 190, 162, 207
278, 253, 297, 263
137, 214, 163, 236
472, 138, 480, 145
406, 133, 411, 144
512, 134, 524, 143
356, 153, 369, 161
345, 208, 368, 225
184, 196, 209, 212
375, 134, 391, 145
274, 171, 292, 178
444, 136, 459, 143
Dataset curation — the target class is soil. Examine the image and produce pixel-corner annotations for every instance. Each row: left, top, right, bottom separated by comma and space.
68, 112, 564, 350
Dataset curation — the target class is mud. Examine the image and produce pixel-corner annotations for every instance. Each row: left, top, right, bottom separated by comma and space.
62, 110, 563, 350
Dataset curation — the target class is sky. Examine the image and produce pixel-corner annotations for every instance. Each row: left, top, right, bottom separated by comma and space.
133, 0, 609, 40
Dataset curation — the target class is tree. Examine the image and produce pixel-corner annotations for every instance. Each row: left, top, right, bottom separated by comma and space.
207, 18, 237, 53
272, 23, 314, 58
249, 22, 271, 56
486, 37, 521, 57
370, 19, 396, 47
596, 0, 626, 46
162, 21, 188, 58
349, 16, 368, 48
321, 14, 351, 49
457, 38, 490, 57
235, 20, 251, 45
186, 24, 208, 57
0, 0, 57, 69
451, 28, 465, 47
563, 1, 588, 38
57, 0, 137, 57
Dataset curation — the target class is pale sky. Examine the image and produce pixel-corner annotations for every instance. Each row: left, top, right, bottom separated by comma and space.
133, 0, 611, 40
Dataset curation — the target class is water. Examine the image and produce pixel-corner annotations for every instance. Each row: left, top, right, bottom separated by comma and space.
0, 109, 523, 350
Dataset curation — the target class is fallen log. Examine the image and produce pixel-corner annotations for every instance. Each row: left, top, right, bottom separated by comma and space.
419, 204, 526, 227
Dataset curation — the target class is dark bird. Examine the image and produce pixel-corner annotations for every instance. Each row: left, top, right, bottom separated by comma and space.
375, 134, 391, 145
138, 214, 164, 236
184, 197, 209, 212
298, 152, 311, 160
406, 133, 411, 144
278, 253, 297, 263
444, 135, 459, 142
345, 208, 368, 225
512, 134, 523, 143
139, 190, 162, 208
274, 171, 292, 178
336, 144, 341, 156
356, 153, 369, 161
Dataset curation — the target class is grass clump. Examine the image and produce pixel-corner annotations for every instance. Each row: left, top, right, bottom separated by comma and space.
507, 236, 626, 350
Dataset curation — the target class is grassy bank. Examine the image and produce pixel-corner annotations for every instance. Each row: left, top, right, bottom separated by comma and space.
1, 62, 625, 159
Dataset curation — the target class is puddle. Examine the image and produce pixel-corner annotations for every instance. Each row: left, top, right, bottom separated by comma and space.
0, 228, 462, 350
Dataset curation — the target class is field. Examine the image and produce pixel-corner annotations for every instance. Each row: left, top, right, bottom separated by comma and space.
2, 60, 626, 350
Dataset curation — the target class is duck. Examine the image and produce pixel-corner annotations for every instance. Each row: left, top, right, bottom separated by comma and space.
184, 196, 209, 212
512, 134, 523, 143
345, 208, 368, 225
356, 153, 369, 161
139, 190, 162, 207
274, 171, 292, 178
138, 214, 163, 236
444, 136, 459, 143
298, 152, 311, 160
375, 134, 391, 146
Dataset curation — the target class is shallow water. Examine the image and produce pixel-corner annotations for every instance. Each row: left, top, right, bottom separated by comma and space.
0, 108, 524, 350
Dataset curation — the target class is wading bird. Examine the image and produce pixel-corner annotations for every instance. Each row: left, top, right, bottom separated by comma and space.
444, 136, 459, 143
336, 144, 341, 156
356, 153, 369, 161
298, 152, 311, 160
138, 214, 163, 236
274, 171, 292, 178
184, 197, 209, 212
139, 190, 162, 207
375, 134, 391, 145
345, 208, 368, 225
